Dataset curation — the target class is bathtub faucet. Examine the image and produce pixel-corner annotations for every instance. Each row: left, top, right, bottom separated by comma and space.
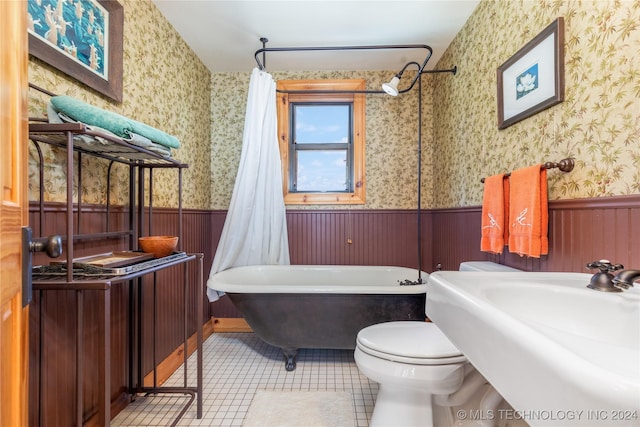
612, 269, 640, 290
399, 279, 423, 286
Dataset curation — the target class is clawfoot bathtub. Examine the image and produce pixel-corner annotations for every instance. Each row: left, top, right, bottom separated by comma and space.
209, 265, 428, 371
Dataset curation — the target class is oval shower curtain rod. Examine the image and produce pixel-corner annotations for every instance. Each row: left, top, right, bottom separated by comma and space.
254, 38, 457, 95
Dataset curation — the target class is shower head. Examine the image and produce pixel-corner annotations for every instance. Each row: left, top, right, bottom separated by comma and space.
382, 64, 412, 96
381, 75, 401, 96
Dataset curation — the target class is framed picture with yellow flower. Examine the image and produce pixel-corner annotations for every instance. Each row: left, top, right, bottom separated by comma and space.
27, 0, 123, 102
497, 17, 564, 130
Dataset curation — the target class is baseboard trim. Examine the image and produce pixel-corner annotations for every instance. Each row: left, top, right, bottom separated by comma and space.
212, 317, 252, 332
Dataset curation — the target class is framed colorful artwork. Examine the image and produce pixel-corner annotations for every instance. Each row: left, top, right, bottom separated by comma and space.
28, 0, 123, 102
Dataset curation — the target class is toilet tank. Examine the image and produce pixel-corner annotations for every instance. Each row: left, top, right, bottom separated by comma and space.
458, 261, 522, 272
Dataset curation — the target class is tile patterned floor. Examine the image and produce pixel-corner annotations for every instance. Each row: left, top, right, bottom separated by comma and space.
112, 332, 378, 426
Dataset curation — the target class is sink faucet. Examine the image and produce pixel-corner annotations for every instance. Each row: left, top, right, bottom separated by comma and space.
586, 260, 624, 292
612, 269, 640, 290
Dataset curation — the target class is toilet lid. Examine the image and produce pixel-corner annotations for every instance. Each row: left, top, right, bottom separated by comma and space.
356, 322, 466, 365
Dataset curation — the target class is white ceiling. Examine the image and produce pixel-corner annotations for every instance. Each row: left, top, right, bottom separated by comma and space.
152, 0, 480, 73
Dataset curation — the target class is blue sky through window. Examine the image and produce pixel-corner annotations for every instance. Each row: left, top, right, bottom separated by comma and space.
294, 105, 350, 192
296, 150, 347, 191
295, 105, 348, 143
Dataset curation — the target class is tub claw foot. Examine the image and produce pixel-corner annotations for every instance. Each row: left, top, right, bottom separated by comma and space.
283, 349, 298, 371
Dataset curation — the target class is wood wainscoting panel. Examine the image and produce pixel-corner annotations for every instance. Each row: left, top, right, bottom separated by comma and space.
429, 194, 640, 272
286, 209, 423, 266
427, 207, 484, 272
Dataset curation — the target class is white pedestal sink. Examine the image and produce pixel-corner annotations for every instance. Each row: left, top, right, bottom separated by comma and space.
426, 271, 640, 426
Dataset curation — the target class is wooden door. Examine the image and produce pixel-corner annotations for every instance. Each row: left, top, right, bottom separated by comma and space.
0, 1, 29, 426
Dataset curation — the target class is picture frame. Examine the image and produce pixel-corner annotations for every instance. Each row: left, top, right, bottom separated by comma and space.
497, 17, 564, 130
28, 0, 123, 102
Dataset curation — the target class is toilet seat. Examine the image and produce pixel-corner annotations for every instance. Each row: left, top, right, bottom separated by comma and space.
357, 322, 467, 365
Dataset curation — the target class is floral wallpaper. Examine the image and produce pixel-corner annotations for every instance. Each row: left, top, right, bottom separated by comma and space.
433, 0, 640, 208
28, 0, 212, 209
211, 70, 433, 210
29, 0, 638, 213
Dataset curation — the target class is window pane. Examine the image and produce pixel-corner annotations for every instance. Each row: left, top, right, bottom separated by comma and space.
296, 150, 347, 192
294, 105, 349, 144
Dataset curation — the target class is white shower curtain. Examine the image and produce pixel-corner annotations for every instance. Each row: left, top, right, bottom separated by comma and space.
206, 68, 290, 302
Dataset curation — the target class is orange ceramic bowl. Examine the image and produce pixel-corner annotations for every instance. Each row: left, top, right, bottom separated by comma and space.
138, 236, 178, 258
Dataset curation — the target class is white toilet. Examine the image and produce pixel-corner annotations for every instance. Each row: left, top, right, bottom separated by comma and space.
354, 261, 521, 427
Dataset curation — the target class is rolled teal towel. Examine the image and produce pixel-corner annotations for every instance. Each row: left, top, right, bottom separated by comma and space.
50, 95, 181, 149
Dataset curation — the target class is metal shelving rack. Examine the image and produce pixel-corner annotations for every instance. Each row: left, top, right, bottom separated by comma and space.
29, 121, 203, 427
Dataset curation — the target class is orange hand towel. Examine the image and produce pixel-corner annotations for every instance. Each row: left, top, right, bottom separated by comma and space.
508, 165, 548, 257
480, 174, 509, 254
